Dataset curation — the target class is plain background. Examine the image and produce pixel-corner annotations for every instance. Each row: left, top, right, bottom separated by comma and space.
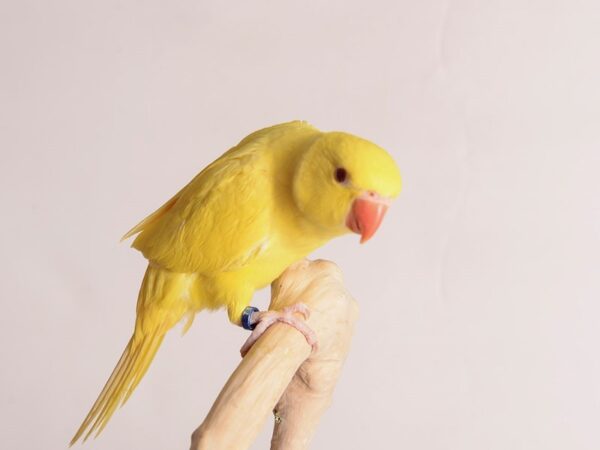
1, 1, 599, 449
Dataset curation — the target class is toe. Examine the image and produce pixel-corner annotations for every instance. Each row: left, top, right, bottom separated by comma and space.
278, 315, 318, 350
283, 303, 311, 320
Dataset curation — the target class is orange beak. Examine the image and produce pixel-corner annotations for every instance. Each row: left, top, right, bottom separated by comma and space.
345, 193, 390, 243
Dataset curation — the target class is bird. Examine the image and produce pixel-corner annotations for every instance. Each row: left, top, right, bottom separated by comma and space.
70, 120, 402, 444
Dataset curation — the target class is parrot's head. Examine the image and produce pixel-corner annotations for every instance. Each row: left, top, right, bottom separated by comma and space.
293, 131, 402, 243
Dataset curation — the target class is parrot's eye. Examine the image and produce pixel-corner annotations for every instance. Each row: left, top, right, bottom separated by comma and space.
334, 167, 348, 183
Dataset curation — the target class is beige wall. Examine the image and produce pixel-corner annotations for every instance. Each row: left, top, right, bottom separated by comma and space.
1, 1, 599, 449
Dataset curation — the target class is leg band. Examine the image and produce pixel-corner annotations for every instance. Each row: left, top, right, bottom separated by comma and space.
241, 306, 260, 330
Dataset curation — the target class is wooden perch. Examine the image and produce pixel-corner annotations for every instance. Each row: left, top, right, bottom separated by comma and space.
190, 259, 359, 450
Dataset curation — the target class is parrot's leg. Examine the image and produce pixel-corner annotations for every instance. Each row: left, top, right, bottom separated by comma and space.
239, 303, 317, 357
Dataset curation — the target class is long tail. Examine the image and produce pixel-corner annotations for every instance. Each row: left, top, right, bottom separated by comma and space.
70, 264, 196, 445
70, 331, 165, 444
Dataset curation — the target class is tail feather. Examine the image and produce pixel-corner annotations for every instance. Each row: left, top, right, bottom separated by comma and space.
70, 331, 165, 445
123, 332, 165, 404
71, 264, 197, 445
71, 337, 133, 443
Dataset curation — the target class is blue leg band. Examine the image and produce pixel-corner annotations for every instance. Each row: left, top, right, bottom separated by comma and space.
241, 306, 260, 330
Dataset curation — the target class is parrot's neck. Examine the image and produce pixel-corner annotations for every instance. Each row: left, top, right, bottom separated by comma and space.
267, 129, 346, 249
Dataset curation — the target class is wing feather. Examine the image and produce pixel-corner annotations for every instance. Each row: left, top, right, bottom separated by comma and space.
127, 139, 272, 274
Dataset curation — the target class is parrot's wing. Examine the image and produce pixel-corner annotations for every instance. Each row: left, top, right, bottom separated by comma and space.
127, 141, 273, 274
121, 195, 180, 242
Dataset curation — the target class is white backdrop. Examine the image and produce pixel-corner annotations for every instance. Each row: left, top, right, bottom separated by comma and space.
1, 1, 599, 449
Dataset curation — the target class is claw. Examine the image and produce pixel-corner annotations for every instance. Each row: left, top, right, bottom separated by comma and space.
283, 303, 311, 321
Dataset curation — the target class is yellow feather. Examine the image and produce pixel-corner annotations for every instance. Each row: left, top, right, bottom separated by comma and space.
71, 265, 195, 444
71, 121, 402, 444
121, 195, 179, 242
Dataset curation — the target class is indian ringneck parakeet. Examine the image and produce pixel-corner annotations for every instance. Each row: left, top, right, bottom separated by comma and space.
71, 121, 401, 444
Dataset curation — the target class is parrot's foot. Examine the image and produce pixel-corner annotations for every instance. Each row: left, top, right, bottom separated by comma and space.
240, 303, 318, 357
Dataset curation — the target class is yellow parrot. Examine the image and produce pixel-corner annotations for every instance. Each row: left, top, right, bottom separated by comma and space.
70, 121, 401, 444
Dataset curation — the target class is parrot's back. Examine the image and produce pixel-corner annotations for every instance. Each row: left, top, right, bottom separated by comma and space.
125, 120, 321, 274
